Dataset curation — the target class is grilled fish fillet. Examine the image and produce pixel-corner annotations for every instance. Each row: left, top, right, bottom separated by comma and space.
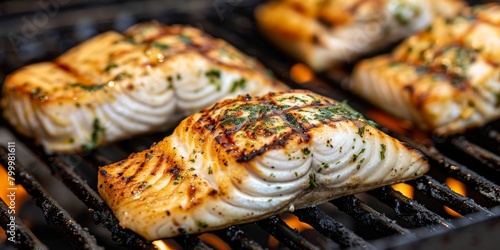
351, 4, 500, 135
98, 90, 429, 240
1, 22, 286, 152
255, 0, 466, 71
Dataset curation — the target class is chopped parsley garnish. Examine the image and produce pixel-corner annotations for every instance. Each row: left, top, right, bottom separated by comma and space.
69, 83, 105, 92
196, 221, 209, 228
206, 68, 222, 91
114, 72, 133, 81
309, 173, 318, 188
230, 77, 247, 93
146, 153, 153, 160
179, 34, 192, 45
380, 143, 386, 160
303, 148, 310, 155
153, 42, 170, 50
352, 148, 366, 162
81, 118, 105, 151
208, 166, 213, 175
104, 63, 118, 72
358, 126, 365, 137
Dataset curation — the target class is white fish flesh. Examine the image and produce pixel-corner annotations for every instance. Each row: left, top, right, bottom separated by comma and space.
351, 4, 500, 134
97, 90, 429, 240
1, 22, 287, 152
255, 0, 465, 71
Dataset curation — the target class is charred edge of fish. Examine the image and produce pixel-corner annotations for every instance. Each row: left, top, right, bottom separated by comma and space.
99, 169, 109, 177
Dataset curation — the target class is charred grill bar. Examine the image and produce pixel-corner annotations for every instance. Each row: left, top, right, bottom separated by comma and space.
1, 0, 500, 249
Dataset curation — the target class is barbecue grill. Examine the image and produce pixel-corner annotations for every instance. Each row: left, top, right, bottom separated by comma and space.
1, 0, 499, 249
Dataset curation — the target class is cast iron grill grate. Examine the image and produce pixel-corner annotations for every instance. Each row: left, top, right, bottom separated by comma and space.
1, 0, 500, 249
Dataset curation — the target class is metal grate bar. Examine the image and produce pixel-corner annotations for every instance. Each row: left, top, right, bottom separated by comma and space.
257, 215, 320, 250
410, 176, 494, 216
0, 198, 48, 250
175, 235, 214, 250
448, 136, 500, 173
294, 206, 375, 249
368, 186, 453, 229
331, 196, 415, 237
391, 134, 500, 204
41, 154, 151, 248
0, 147, 103, 250
214, 225, 265, 250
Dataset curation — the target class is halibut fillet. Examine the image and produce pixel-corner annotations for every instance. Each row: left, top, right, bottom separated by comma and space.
352, 4, 500, 134
255, 0, 465, 71
1, 22, 286, 152
98, 90, 429, 240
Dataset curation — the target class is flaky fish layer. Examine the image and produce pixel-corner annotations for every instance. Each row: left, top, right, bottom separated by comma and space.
352, 4, 500, 134
1, 22, 286, 152
98, 90, 429, 240
255, 0, 465, 71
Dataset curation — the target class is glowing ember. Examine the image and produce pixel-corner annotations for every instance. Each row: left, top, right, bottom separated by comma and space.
290, 63, 314, 83
366, 110, 414, 136
198, 233, 230, 250
444, 178, 466, 217
269, 213, 313, 249
0, 164, 29, 245
392, 183, 414, 199
0, 165, 29, 213
152, 239, 181, 250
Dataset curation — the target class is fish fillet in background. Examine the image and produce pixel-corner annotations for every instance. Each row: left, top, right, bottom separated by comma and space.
351, 4, 500, 135
1, 22, 287, 153
98, 90, 429, 240
255, 0, 465, 71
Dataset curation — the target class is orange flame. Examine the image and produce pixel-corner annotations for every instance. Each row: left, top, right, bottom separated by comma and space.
366, 110, 414, 136
198, 233, 230, 250
0, 165, 29, 212
392, 183, 414, 199
290, 63, 314, 83
152, 240, 182, 250
444, 178, 466, 217
0, 164, 29, 244
268, 213, 313, 249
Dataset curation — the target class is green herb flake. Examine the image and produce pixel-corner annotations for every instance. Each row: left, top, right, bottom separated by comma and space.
153, 42, 170, 50
303, 148, 311, 156
352, 148, 366, 163
179, 34, 192, 45
230, 77, 247, 93
69, 82, 106, 92
104, 63, 118, 72
196, 221, 209, 228
358, 126, 365, 137
309, 173, 318, 188
82, 118, 105, 151
205, 68, 222, 91
114, 72, 133, 81
146, 153, 153, 160
208, 166, 213, 175
380, 143, 387, 160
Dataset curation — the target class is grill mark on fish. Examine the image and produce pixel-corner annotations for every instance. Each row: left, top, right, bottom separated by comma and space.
204, 95, 372, 162
126, 152, 153, 183
150, 155, 166, 176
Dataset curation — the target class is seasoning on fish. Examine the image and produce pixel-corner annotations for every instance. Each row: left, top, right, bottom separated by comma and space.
98, 90, 429, 240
